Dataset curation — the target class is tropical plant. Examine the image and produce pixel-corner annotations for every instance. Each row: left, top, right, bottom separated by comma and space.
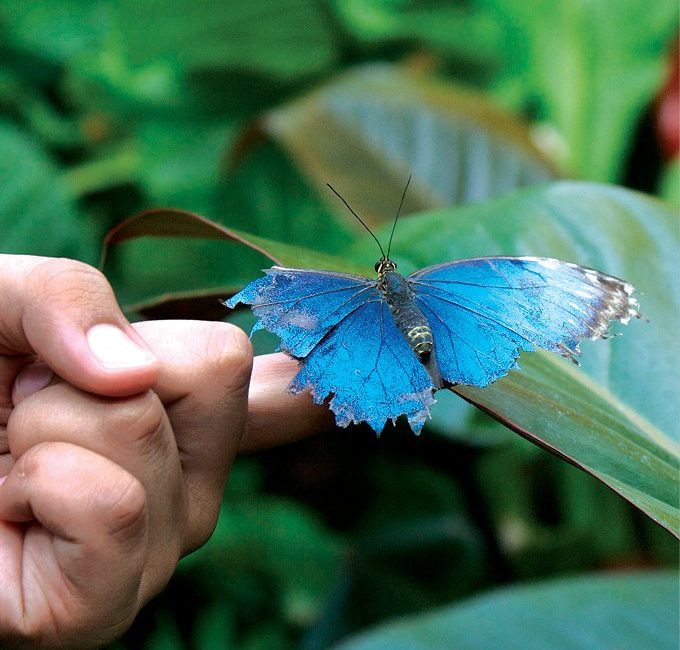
1, 1, 678, 648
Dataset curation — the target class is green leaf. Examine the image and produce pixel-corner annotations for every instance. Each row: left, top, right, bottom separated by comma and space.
333, 458, 486, 629
261, 63, 556, 229
219, 140, 356, 253
0, 67, 86, 147
9, 0, 337, 116
335, 571, 679, 650
458, 352, 679, 535
379, 182, 679, 535
473, 438, 651, 573
0, 1, 112, 64
0, 121, 101, 263
377, 183, 678, 441
135, 118, 237, 213
483, 0, 678, 182
103, 182, 679, 534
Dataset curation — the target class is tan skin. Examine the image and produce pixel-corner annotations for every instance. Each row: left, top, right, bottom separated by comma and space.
0, 255, 331, 648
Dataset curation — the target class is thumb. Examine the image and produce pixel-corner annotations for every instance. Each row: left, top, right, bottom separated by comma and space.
0, 255, 158, 396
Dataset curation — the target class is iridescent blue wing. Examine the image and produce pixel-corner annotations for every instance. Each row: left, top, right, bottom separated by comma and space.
409, 257, 640, 387
225, 268, 375, 357
291, 298, 435, 433
226, 267, 435, 434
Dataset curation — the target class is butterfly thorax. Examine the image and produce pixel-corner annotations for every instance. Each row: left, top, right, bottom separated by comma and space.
378, 268, 434, 362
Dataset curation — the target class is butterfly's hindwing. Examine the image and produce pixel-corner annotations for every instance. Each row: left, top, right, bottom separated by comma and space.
289, 299, 435, 433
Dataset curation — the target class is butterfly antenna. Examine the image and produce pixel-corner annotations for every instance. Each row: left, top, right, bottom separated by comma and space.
386, 173, 411, 260
326, 183, 386, 258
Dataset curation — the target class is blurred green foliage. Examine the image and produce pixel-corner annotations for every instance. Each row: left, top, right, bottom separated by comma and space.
1, 1, 678, 649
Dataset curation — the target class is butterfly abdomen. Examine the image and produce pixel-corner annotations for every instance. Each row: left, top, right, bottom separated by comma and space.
380, 270, 434, 362
397, 313, 434, 361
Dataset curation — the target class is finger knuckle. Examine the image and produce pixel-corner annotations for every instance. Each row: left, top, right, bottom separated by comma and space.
28, 258, 113, 310
205, 323, 253, 393
6, 397, 31, 442
184, 499, 221, 554
7, 383, 73, 447
101, 391, 173, 462
103, 472, 147, 539
105, 390, 168, 456
15, 441, 52, 478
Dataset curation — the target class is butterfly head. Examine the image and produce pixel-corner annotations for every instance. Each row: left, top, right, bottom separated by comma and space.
375, 257, 397, 277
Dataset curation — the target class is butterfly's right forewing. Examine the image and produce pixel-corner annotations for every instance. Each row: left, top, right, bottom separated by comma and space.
410, 257, 640, 388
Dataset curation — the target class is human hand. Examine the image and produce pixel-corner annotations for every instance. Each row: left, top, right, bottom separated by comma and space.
0, 256, 330, 648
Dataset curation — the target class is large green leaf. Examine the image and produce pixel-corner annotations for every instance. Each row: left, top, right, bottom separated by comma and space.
2, 0, 337, 118
0, 0, 111, 65
367, 182, 678, 534
335, 571, 679, 649
483, 0, 678, 182
219, 140, 355, 253
1, 0, 336, 78
103, 182, 679, 534
375, 182, 678, 440
260, 63, 556, 229
472, 435, 662, 571
134, 117, 237, 214
458, 352, 678, 535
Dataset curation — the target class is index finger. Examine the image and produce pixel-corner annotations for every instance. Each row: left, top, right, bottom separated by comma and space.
239, 353, 335, 451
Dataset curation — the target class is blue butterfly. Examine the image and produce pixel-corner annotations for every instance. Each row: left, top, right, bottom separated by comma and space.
226, 184, 641, 434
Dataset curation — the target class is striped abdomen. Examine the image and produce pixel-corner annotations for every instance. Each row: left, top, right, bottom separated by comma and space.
392, 304, 434, 361
380, 270, 434, 362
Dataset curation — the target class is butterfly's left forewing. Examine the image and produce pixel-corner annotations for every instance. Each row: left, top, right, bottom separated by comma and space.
227, 267, 436, 433
410, 257, 640, 387
226, 267, 376, 357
